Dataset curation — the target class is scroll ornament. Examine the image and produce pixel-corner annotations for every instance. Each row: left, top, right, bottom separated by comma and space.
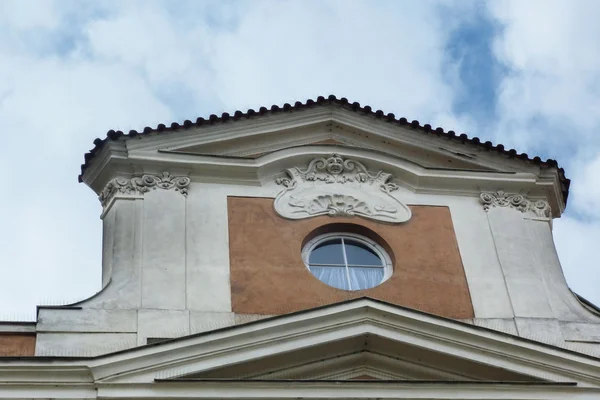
274, 154, 411, 223
480, 190, 551, 218
99, 172, 191, 207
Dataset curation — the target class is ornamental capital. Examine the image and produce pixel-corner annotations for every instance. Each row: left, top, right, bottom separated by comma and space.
479, 190, 551, 218
99, 172, 190, 207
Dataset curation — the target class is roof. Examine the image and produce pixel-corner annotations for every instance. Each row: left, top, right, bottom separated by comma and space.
79, 95, 570, 202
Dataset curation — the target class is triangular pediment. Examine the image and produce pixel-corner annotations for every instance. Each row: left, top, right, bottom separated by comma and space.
83, 104, 565, 216
153, 118, 498, 172
81, 98, 568, 217
86, 299, 600, 388
3, 299, 599, 399
177, 337, 542, 382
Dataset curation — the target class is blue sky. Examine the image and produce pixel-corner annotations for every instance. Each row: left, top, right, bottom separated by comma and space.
0, 0, 599, 319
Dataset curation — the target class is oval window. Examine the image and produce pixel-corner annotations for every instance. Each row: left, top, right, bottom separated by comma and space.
302, 233, 392, 291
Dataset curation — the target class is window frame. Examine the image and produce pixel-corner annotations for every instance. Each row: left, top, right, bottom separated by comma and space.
301, 232, 393, 290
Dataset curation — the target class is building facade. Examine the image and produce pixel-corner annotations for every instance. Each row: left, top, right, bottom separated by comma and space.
1, 96, 600, 398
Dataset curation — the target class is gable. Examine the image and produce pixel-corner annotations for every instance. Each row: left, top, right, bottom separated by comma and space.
81, 105, 566, 216
79, 96, 568, 189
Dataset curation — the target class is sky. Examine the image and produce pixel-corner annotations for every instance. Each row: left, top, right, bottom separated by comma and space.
0, 0, 599, 320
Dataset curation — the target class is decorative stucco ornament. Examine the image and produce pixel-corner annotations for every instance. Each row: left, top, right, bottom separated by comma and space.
480, 190, 551, 218
99, 172, 190, 207
274, 154, 411, 223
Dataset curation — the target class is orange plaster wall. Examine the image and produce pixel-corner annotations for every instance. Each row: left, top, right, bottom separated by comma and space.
228, 197, 474, 319
0, 333, 35, 357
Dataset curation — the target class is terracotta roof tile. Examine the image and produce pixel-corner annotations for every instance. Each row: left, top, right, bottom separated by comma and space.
79, 95, 570, 202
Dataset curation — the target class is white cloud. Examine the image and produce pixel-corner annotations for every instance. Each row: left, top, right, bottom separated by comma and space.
207, 1, 465, 124
0, 0, 60, 31
489, 0, 600, 148
554, 216, 600, 302
0, 0, 598, 319
0, 0, 472, 318
570, 153, 600, 219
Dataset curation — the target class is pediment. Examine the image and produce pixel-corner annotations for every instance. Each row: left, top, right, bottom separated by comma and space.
83, 105, 565, 216
87, 299, 600, 388
176, 337, 542, 382
154, 119, 497, 172
4, 299, 600, 399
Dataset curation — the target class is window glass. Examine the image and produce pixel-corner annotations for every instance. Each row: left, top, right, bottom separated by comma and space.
344, 240, 383, 266
309, 239, 344, 265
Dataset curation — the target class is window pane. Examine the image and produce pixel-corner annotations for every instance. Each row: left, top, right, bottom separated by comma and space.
310, 266, 349, 290
348, 266, 384, 290
344, 240, 383, 266
309, 239, 344, 265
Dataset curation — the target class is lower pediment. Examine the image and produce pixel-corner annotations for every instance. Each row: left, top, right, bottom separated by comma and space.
4, 299, 600, 399
178, 335, 542, 383
24, 298, 594, 394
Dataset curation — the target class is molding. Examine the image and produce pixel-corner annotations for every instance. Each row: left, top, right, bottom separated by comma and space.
480, 190, 551, 218
274, 154, 411, 223
96, 381, 597, 400
99, 172, 191, 207
0, 322, 36, 333
84, 145, 563, 217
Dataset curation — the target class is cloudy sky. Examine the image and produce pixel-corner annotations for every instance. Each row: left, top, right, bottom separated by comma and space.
0, 0, 599, 320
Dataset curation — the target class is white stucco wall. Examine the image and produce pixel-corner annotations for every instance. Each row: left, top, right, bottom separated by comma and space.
34, 162, 600, 357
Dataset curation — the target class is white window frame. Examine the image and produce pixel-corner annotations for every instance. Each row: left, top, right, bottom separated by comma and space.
301, 232, 393, 290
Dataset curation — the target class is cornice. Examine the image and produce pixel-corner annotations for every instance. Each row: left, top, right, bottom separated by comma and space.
0, 364, 94, 398
85, 146, 564, 217
81, 140, 128, 187
97, 380, 596, 400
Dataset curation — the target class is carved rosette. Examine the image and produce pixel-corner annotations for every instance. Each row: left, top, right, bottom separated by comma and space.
480, 190, 551, 218
99, 172, 191, 207
274, 154, 411, 223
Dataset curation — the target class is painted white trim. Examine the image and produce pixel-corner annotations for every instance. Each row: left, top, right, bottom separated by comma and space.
95, 381, 600, 400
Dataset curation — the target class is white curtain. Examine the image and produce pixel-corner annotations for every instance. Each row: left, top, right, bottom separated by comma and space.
310, 266, 349, 290
348, 267, 384, 290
